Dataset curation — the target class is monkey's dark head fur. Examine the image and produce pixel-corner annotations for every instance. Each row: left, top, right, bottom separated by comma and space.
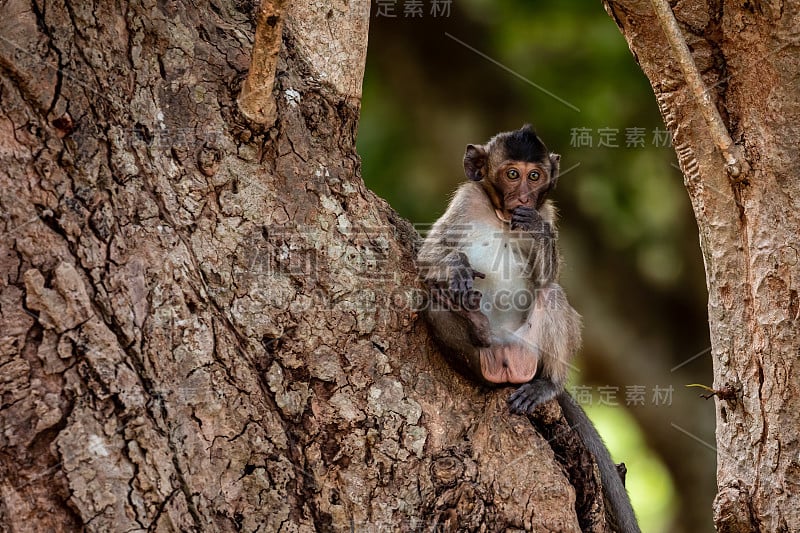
463, 124, 561, 209
500, 124, 550, 163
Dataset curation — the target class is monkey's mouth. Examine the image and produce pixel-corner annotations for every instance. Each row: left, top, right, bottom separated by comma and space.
479, 344, 538, 384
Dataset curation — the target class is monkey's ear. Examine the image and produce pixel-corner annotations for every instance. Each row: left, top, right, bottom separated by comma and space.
548, 153, 561, 189
464, 144, 488, 181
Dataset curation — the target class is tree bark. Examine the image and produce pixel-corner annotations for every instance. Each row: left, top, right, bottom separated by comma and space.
604, 1, 800, 531
0, 0, 612, 531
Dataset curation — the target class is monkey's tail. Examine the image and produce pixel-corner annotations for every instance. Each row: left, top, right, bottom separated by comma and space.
557, 392, 641, 533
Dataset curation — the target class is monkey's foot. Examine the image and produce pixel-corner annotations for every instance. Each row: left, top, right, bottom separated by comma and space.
508, 379, 560, 415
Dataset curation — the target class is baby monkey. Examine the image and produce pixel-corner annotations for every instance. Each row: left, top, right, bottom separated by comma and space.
418, 124, 577, 410
418, 125, 639, 533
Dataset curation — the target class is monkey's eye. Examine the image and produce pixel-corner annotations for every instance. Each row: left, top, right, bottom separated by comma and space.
528, 170, 540, 181
506, 169, 520, 180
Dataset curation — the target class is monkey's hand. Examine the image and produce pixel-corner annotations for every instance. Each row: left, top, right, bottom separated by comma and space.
510, 206, 553, 238
448, 265, 486, 299
428, 277, 483, 312
448, 262, 486, 319
427, 252, 492, 347
442, 252, 486, 311
423, 251, 484, 299
446, 252, 486, 294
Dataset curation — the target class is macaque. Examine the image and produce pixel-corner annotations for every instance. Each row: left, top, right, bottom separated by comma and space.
418, 125, 639, 533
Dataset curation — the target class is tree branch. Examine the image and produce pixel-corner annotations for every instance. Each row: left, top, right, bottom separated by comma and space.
238, 0, 286, 124
649, 0, 747, 179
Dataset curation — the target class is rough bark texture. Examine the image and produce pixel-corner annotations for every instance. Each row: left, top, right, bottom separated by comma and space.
604, 1, 800, 531
0, 0, 612, 531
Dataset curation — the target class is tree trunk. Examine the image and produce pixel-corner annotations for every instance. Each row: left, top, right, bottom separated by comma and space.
0, 0, 612, 530
604, 1, 800, 531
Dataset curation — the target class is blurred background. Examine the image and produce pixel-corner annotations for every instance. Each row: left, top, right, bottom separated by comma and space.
357, 1, 716, 531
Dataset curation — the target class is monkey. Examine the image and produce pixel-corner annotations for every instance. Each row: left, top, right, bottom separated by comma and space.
418, 125, 640, 533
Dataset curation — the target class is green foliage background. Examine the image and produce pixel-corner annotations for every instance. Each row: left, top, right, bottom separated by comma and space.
357, 1, 717, 531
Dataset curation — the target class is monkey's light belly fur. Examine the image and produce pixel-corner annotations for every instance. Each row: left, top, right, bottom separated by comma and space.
465, 224, 537, 383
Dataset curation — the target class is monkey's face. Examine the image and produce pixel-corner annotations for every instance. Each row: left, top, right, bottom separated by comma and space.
463, 125, 561, 217
493, 159, 553, 214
